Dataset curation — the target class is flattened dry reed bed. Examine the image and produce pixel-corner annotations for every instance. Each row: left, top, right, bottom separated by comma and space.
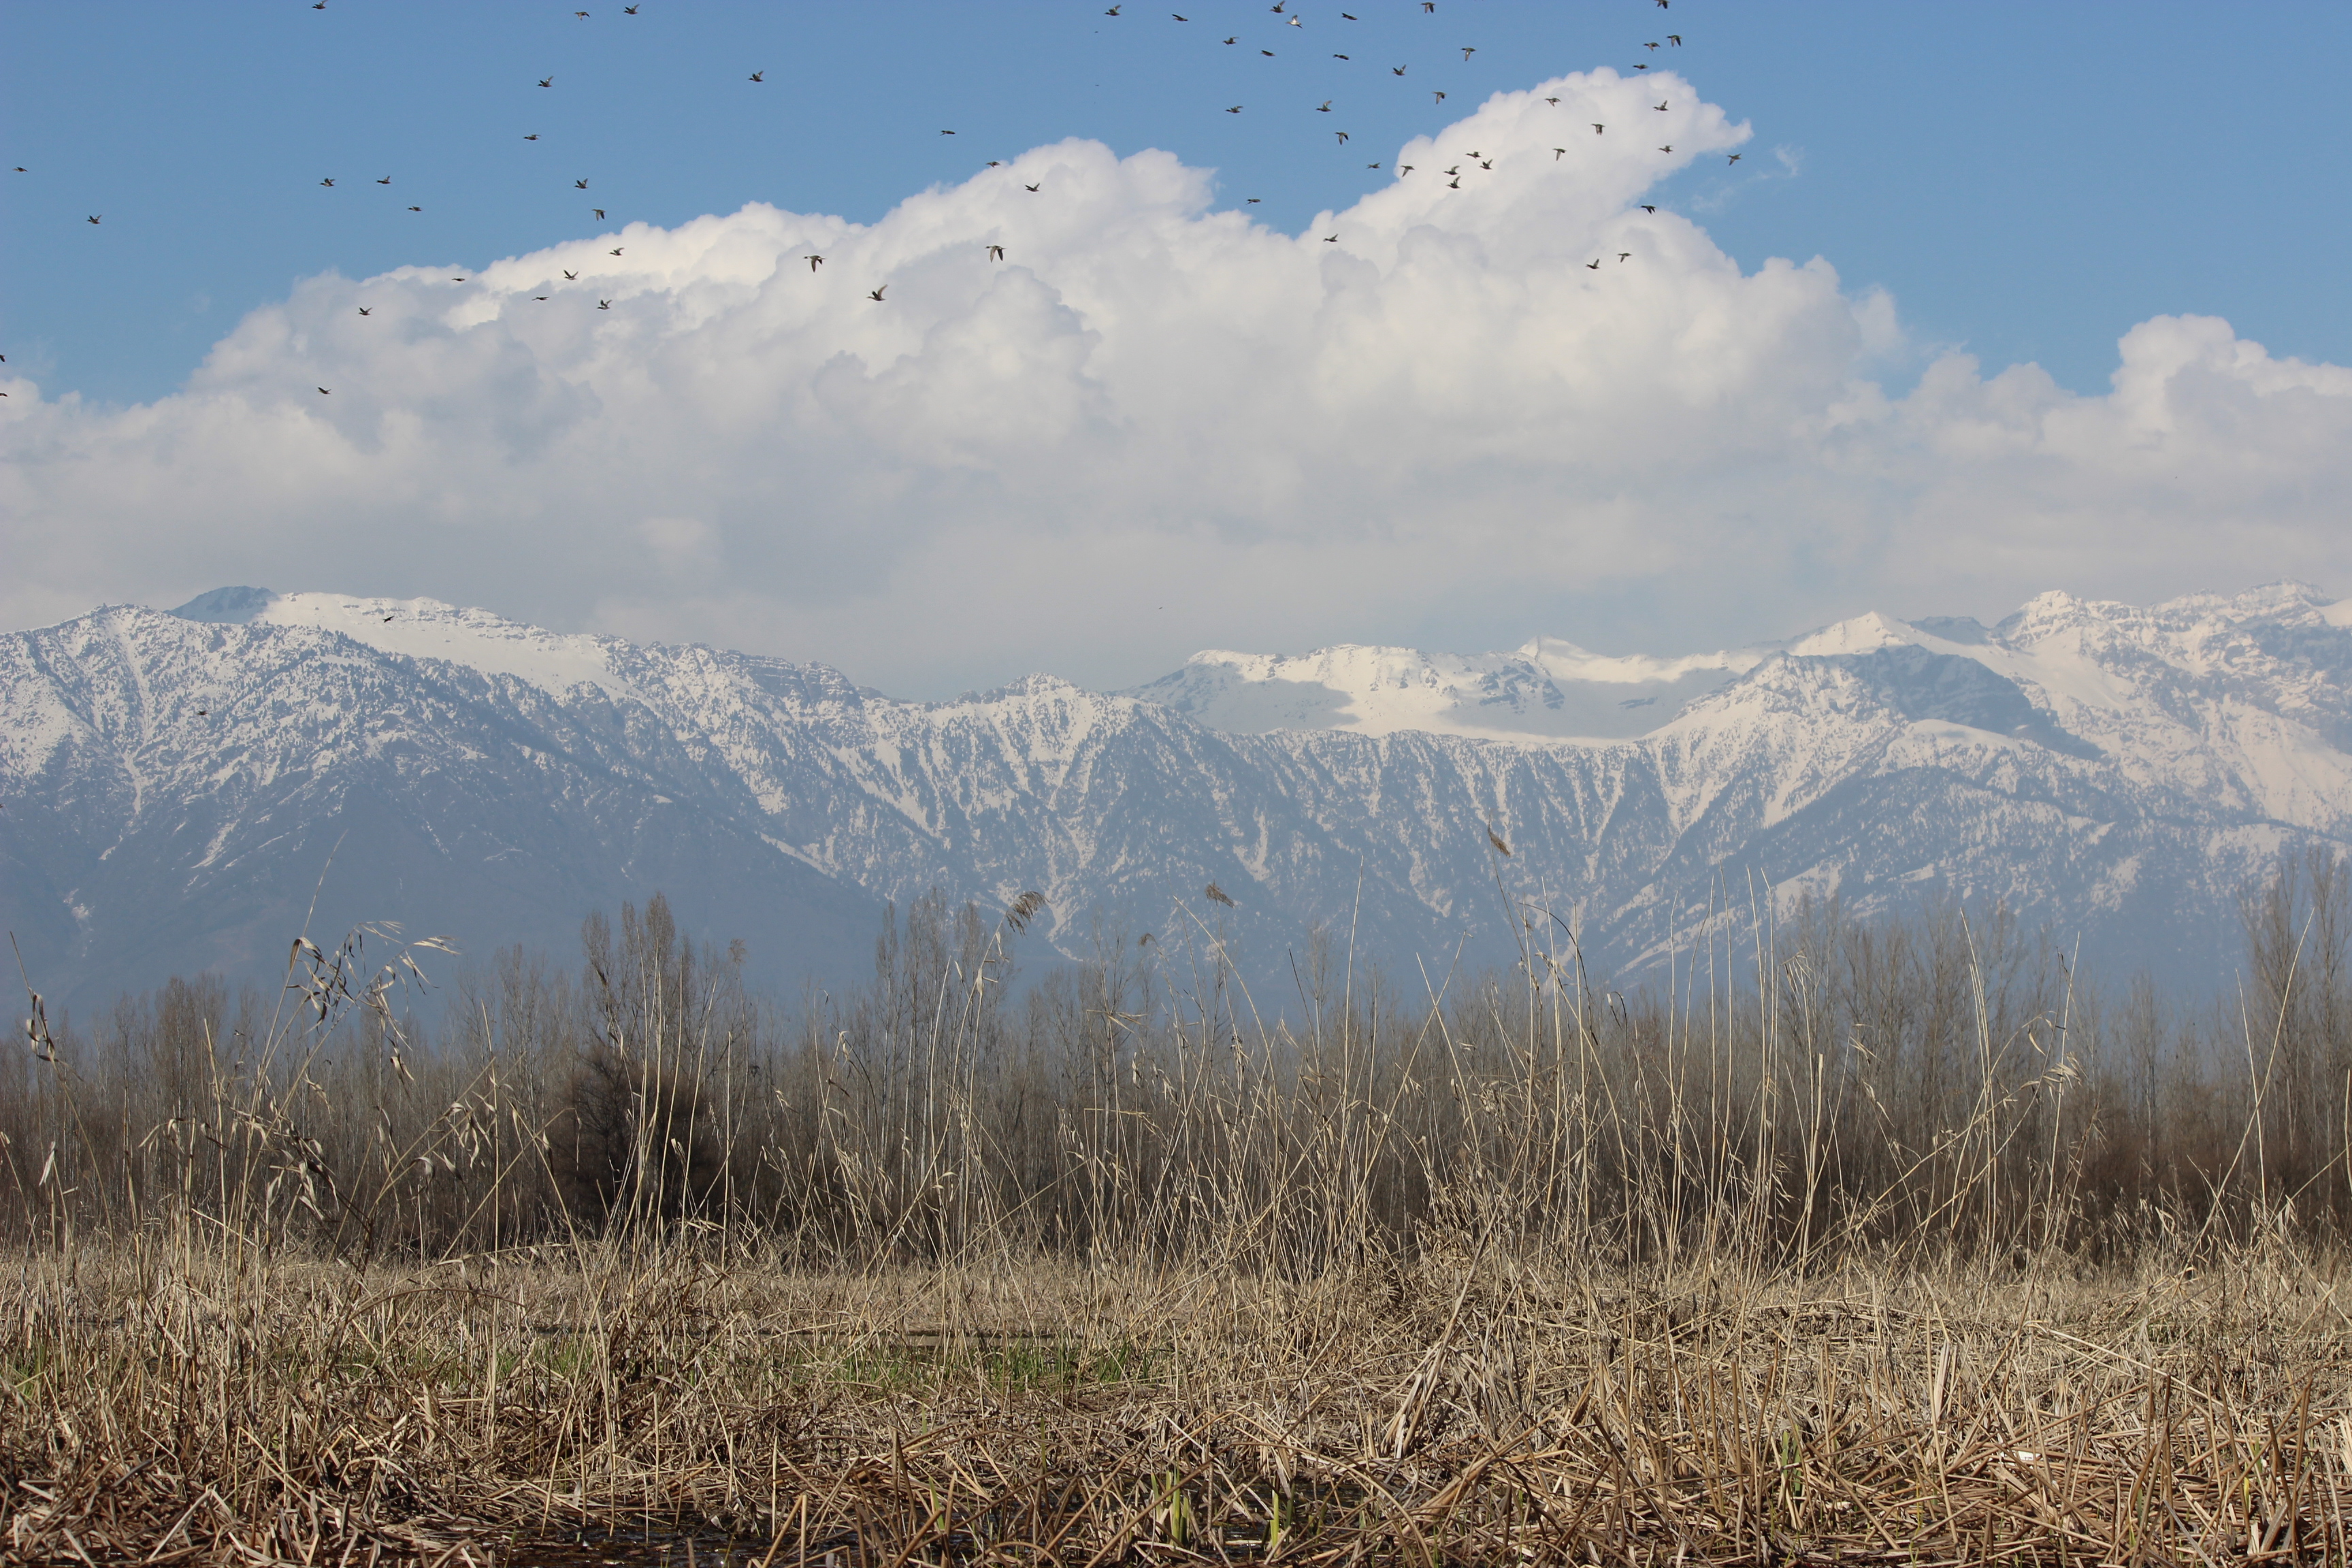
10, 1243, 2352, 1564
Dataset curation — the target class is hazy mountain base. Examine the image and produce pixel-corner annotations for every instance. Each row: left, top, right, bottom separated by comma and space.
7, 582, 2352, 1013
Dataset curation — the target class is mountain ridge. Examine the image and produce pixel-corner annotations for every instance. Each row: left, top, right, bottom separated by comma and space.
5, 583, 2350, 1014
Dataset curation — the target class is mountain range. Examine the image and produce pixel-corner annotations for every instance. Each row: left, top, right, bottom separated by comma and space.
5, 582, 2349, 1017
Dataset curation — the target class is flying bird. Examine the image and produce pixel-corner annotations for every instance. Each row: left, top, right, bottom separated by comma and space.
1433, 90, 1445, 102
1026, 180, 1042, 190
318, 386, 331, 394
1392, 65, 1406, 74
538, 76, 554, 87
1546, 95, 1560, 105
357, 306, 371, 316
1461, 46, 1475, 59
381, 615, 393, 623
1422, 1, 1434, 10
319, 177, 335, 186
1639, 203, 1656, 212
1226, 105, 1242, 113
1366, 161, 1380, 168
1593, 122, 1605, 132
1553, 146, 1566, 159
564, 269, 578, 279
1654, 100, 1669, 110
1727, 152, 1742, 163
1397, 163, 1413, 174
749, 71, 764, 82
1486, 826, 1511, 857
451, 276, 467, 281
804, 254, 823, 270
407, 205, 421, 212
1479, 158, 1491, 168
574, 179, 589, 189
1634, 62, 1649, 69
1333, 53, 1348, 60
1668, 34, 1681, 44
1247, 196, 1260, 202
1447, 176, 1459, 187
1205, 882, 1237, 908
524, 133, 539, 140
1323, 233, 1337, 242
867, 286, 886, 301
610, 247, 623, 255
1659, 144, 1672, 152
597, 299, 611, 309
534, 295, 549, 301
987, 244, 1004, 260
940, 129, 955, 134
625, 5, 638, 12
1646, 41, 1660, 50
1586, 260, 1599, 270
86, 214, 101, 223
1617, 252, 1631, 261
1316, 99, 1331, 111
1261, 49, 1273, 56
1224, 35, 1237, 43
376, 176, 391, 184
593, 208, 604, 218
1287, 12, 1301, 23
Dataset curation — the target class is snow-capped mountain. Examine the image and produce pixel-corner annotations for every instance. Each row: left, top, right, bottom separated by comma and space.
7, 583, 2352, 1016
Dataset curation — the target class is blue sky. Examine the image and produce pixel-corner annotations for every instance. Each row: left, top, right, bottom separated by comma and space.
7, 2, 2347, 404
6, 2, 2352, 691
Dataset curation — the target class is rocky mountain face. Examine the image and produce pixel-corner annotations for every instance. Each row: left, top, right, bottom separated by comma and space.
5, 583, 2349, 1017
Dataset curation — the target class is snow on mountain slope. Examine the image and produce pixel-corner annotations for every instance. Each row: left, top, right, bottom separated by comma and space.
7, 583, 2352, 1014
1126, 637, 1761, 741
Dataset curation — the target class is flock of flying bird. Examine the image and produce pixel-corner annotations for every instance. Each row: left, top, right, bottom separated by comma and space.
8, 0, 1723, 403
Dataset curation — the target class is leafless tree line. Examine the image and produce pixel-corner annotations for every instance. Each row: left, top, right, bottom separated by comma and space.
5, 851, 2351, 1268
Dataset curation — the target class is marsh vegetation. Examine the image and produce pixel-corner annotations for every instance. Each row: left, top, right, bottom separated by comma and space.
6, 860, 2352, 1563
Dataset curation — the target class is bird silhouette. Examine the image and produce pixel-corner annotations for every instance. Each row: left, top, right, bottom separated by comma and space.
1224, 35, 1237, 44
1323, 233, 1337, 242
1422, 1, 1433, 10
625, 4, 638, 11
1226, 106, 1242, 114
1316, 99, 1331, 112
376, 176, 391, 184
1646, 41, 1659, 50
381, 615, 394, 623
1335, 130, 1350, 143
407, 205, 421, 212
357, 307, 372, 316
1593, 123, 1605, 133
534, 295, 549, 301
318, 386, 331, 394
1392, 65, 1405, 75
1333, 52, 1348, 59
451, 276, 466, 281
1247, 197, 1260, 202
564, 269, 578, 280
1366, 161, 1381, 168
987, 244, 1004, 260
1479, 158, 1491, 168
1447, 176, 1459, 187
1546, 95, 1561, 105
1639, 203, 1656, 213
598, 299, 611, 309
748, 71, 764, 82
1461, 46, 1475, 59
1659, 144, 1672, 152
804, 255, 823, 270
1635, 63, 1649, 70
538, 76, 554, 88
574, 179, 588, 189
1668, 34, 1681, 44
1654, 100, 1669, 110
1025, 180, 1043, 190
86, 214, 101, 224
1397, 163, 1413, 174
868, 286, 887, 301
610, 247, 623, 255
1433, 90, 1445, 102
524, 133, 539, 140
319, 177, 336, 186
592, 208, 605, 218
1553, 147, 1566, 159
1617, 252, 1631, 261
1727, 153, 1742, 164
1205, 882, 1236, 907
1586, 260, 1599, 270
940, 129, 954, 134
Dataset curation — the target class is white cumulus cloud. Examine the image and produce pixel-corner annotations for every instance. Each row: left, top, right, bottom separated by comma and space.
4, 68, 2350, 693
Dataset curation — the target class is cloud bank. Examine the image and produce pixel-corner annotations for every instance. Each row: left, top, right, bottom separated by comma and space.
5, 68, 2351, 693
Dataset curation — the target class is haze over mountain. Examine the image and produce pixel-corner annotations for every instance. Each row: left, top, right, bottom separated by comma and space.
5, 582, 2349, 1017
